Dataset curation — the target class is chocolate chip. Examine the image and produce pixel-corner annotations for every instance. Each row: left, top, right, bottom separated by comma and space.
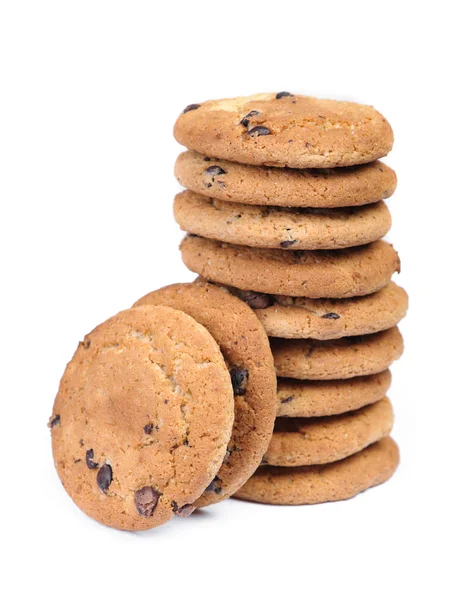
276, 91, 294, 99
182, 103, 200, 114
239, 290, 273, 309
280, 240, 297, 248
230, 367, 249, 396
97, 464, 112, 493
143, 423, 154, 434
247, 126, 271, 137
171, 501, 196, 517
204, 165, 226, 176
135, 486, 161, 517
240, 109, 260, 127
205, 476, 222, 494
322, 312, 340, 319
86, 449, 98, 469
281, 396, 294, 404
49, 414, 60, 428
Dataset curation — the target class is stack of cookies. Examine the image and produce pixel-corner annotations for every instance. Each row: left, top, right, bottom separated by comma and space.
173, 92, 407, 505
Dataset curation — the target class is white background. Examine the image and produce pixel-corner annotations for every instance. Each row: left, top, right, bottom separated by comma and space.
1, 1, 467, 598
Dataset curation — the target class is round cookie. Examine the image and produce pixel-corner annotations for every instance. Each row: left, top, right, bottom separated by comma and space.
174, 93, 393, 169
265, 397, 393, 467
49, 306, 235, 531
132, 282, 277, 507
226, 281, 408, 339
174, 191, 392, 250
234, 437, 399, 505
277, 370, 392, 417
271, 327, 404, 380
181, 236, 400, 299
175, 151, 397, 208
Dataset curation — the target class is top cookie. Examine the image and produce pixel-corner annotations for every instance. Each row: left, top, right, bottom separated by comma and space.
133, 282, 277, 508
174, 93, 393, 168
50, 305, 234, 531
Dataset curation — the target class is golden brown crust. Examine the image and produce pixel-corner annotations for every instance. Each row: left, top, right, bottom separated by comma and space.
50, 306, 234, 531
133, 282, 277, 506
175, 151, 397, 208
271, 327, 404, 379
234, 437, 400, 505
265, 397, 393, 466
174, 93, 393, 168
277, 371, 392, 417
181, 235, 400, 298
174, 191, 392, 250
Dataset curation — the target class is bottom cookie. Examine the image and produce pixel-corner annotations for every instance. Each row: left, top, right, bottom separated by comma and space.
233, 437, 399, 505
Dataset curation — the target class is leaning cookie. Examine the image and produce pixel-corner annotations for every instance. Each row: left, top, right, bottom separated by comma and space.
174, 191, 391, 250
181, 236, 400, 298
264, 397, 393, 466
271, 327, 404, 379
174, 93, 393, 168
224, 281, 408, 340
133, 282, 277, 507
234, 437, 400, 505
175, 151, 397, 208
277, 370, 392, 418
49, 306, 234, 531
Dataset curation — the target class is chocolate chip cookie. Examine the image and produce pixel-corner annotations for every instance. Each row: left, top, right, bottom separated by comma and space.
174, 191, 391, 250
175, 151, 397, 208
133, 282, 277, 507
49, 305, 235, 530
174, 93, 393, 168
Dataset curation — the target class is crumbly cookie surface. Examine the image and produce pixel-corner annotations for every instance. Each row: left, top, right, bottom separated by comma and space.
181, 236, 400, 298
222, 281, 408, 339
174, 93, 393, 168
277, 370, 392, 417
234, 437, 400, 505
174, 191, 391, 250
50, 305, 234, 530
175, 151, 397, 208
265, 397, 393, 466
133, 282, 277, 507
271, 327, 404, 379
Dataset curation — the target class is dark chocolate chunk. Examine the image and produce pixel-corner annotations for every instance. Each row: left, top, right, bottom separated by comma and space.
204, 165, 226, 176
143, 423, 154, 435
280, 396, 294, 404
171, 501, 196, 517
183, 103, 200, 114
240, 109, 260, 127
247, 126, 271, 137
322, 312, 340, 320
239, 290, 273, 309
276, 91, 294, 99
230, 367, 249, 396
96, 464, 112, 493
205, 476, 222, 494
49, 414, 60, 428
280, 240, 297, 248
135, 486, 161, 517
86, 449, 98, 469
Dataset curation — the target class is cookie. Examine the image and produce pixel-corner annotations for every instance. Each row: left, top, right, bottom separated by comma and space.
132, 282, 277, 507
277, 370, 392, 417
234, 437, 399, 505
49, 305, 235, 531
174, 191, 391, 250
265, 397, 393, 466
225, 281, 408, 339
174, 93, 393, 168
271, 326, 403, 379
175, 151, 397, 208
181, 235, 400, 298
